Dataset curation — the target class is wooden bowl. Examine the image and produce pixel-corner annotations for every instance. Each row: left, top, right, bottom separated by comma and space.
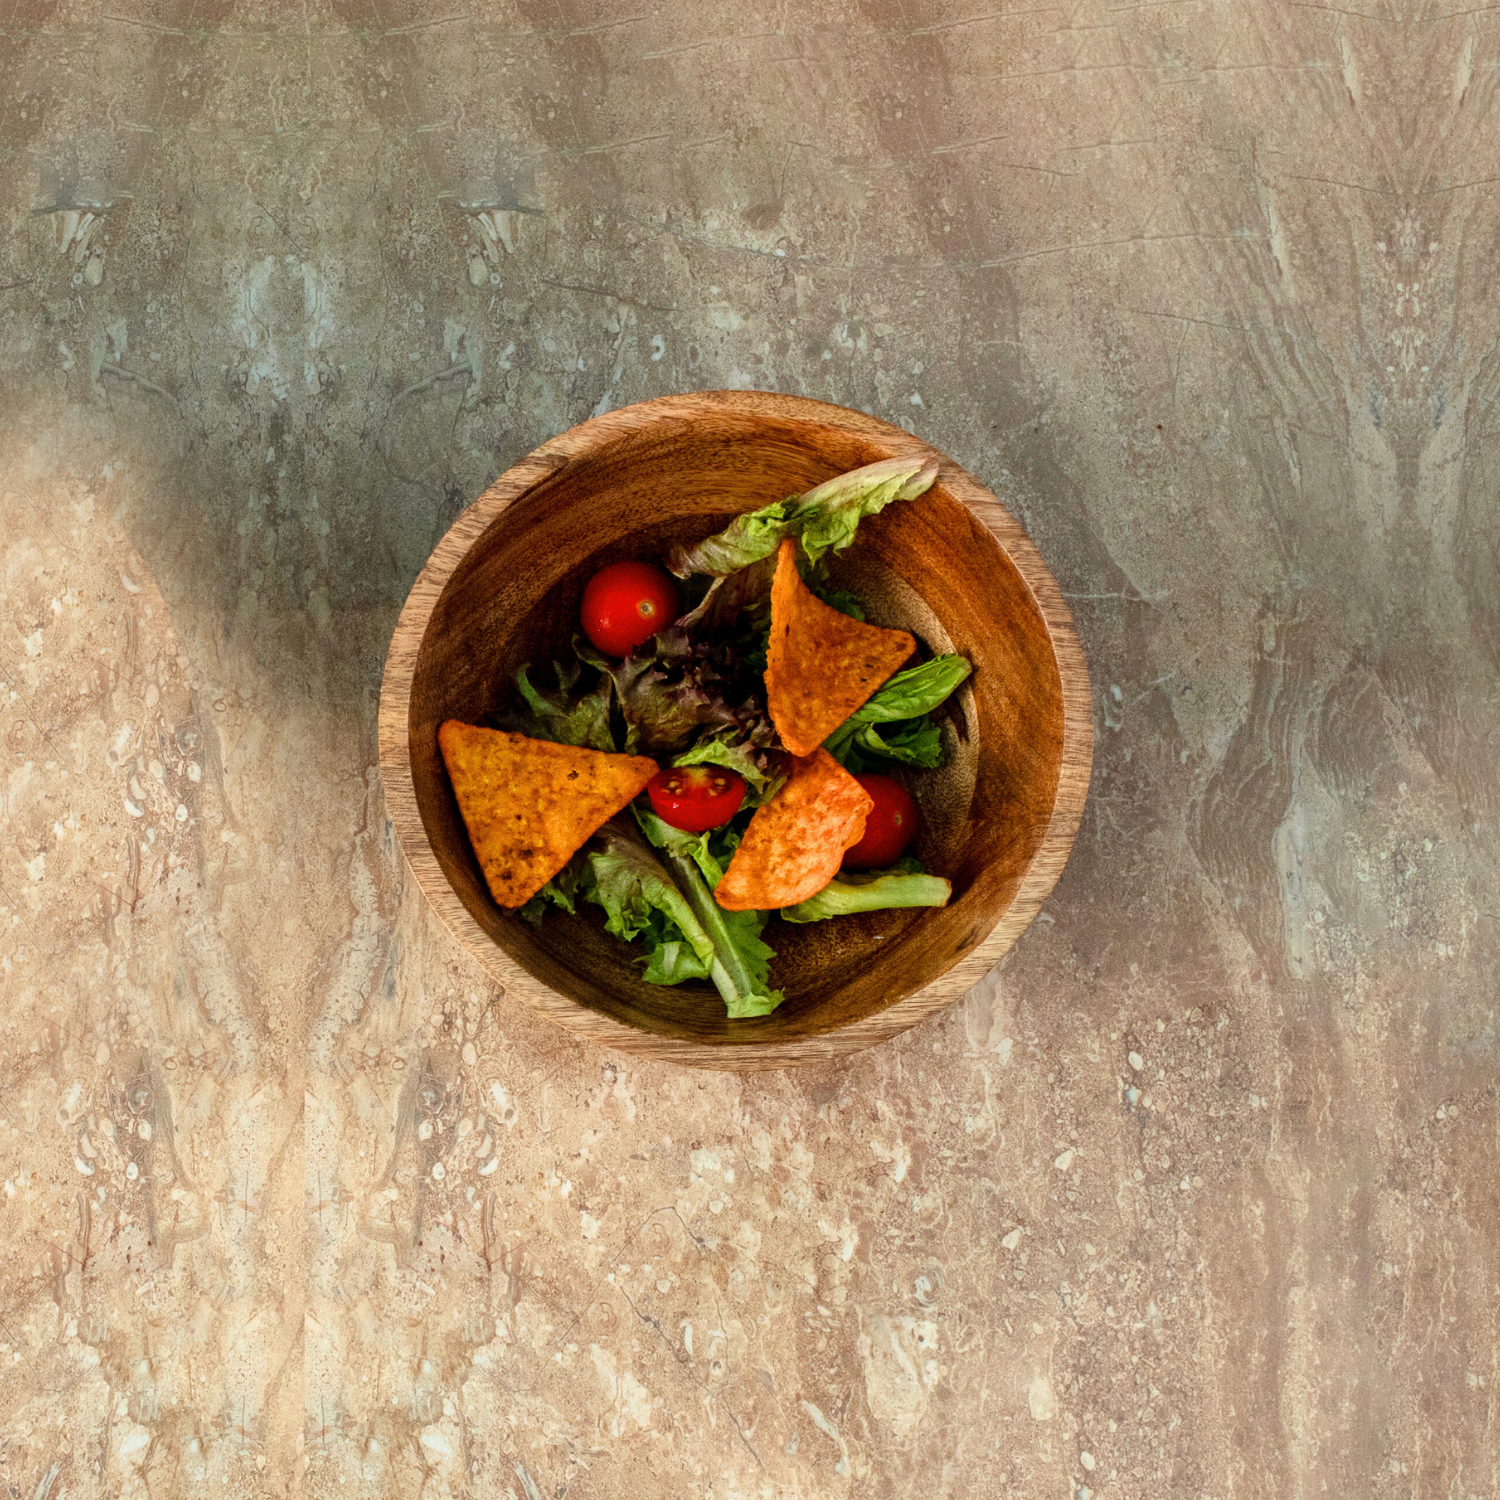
378, 392, 1091, 1070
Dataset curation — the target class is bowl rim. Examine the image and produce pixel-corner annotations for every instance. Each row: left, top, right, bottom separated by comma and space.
378, 390, 1092, 1070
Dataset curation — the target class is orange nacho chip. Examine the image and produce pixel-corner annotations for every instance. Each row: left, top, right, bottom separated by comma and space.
438, 721, 658, 909
715, 749, 874, 911
765, 538, 916, 757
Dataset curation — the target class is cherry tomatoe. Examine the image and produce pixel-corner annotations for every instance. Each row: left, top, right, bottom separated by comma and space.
647, 765, 746, 833
842, 773, 919, 870
580, 560, 679, 657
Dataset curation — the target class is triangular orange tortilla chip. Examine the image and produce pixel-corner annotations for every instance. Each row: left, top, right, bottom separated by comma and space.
438, 722, 658, 908
765, 538, 916, 757
715, 749, 873, 911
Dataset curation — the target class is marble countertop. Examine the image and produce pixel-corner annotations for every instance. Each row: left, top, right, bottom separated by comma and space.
1, 3, 1493, 1496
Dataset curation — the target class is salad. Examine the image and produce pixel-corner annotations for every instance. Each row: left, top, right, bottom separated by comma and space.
437, 456, 973, 1019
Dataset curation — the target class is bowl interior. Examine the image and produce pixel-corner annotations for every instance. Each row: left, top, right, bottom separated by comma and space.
407, 410, 1065, 1050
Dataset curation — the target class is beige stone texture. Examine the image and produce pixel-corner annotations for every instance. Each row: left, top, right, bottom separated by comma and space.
0, 2, 1495, 1497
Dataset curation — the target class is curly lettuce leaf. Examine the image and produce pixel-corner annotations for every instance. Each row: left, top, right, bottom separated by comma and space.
670, 728, 785, 804
780, 862, 951, 923
514, 548, 779, 764
667, 456, 939, 578
503, 660, 616, 752
574, 636, 741, 758
517, 854, 583, 926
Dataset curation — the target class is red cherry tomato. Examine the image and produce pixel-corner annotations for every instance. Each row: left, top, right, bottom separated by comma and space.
647, 765, 746, 833
842, 773, 919, 870
580, 561, 679, 657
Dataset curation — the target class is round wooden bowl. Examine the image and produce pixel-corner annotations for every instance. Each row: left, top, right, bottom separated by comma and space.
378, 391, 1091, 1070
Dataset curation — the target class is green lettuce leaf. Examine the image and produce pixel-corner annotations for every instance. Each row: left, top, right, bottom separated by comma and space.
667, 502, 796, 580
643, 936, 713, 985
780, 865, 952, 923
823, 654, 971, 765
584, 821, 782, 1018
633, 807, 728, 887
504, 660, 616, 752
517, 855, 583, 926
667, 456, 939, 578
833, 718, 944, 773
666, 850, 782, 1018
582, 825, 714, 954
794, 455, 940, 567
670, 729, 786, 804
633, 809, 781, 1018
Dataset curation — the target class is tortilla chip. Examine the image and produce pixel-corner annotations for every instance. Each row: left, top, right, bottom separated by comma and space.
438, 721, 658, 909
765, 538, 916, 756
715, 749, 874, 911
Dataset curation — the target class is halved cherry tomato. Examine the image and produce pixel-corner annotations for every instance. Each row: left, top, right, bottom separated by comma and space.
842, 773, 918, 870
647, 765, 746, 833
580, 560, 679, 657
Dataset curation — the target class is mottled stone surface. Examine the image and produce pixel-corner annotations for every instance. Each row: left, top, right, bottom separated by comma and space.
1, 2, 1496, 1496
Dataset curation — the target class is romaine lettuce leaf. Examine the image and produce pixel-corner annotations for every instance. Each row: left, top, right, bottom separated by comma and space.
634, 807, 728, 887
794, 455, 940, 567
665, 849, 782, 1018
581, 823, 716, 964
667, 455, 939, 578
584, 821, 782, 1017
667, 501, 796, 580
643, 935, 713, 986
779, 865, 952, 923
674, 555, 775, 635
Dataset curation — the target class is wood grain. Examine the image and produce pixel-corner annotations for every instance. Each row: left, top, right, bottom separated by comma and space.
377, 391, 1092, 1069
